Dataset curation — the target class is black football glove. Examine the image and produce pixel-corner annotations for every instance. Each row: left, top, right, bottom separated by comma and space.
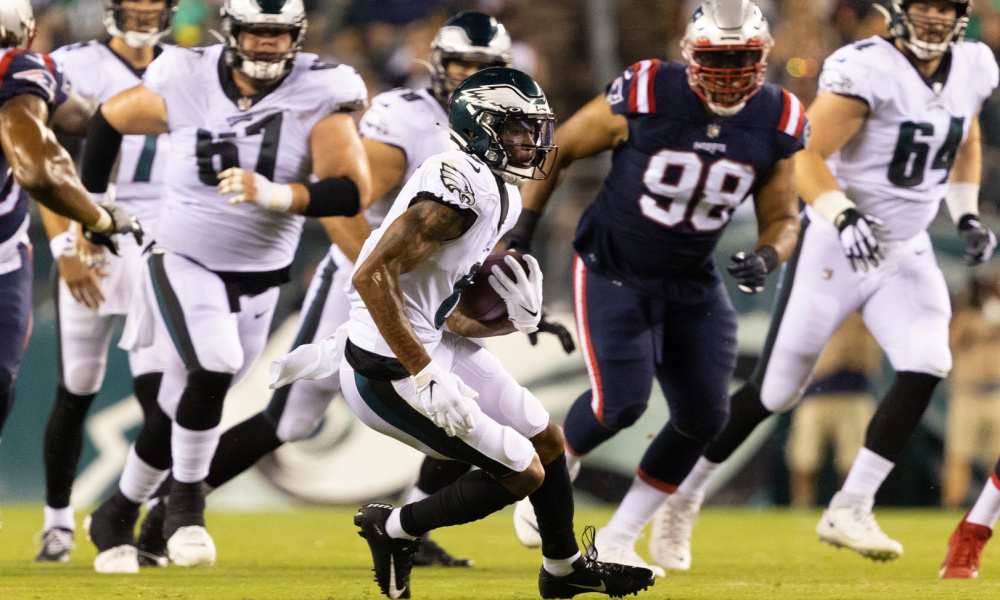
834, 207, 886, 272
727, 246, 778, 294
527, 308, 576, 354
82, 204, 144, 256
958, 213, 997, 266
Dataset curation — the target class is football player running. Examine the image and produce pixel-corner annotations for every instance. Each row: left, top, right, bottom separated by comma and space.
273, 67, 655, 599
505, 0, 803, 576
35, 0, 175, 564
131, 11, 564, 569
0, 0, 142, 524
660, 0, 997, 568
79, 0, 371, 573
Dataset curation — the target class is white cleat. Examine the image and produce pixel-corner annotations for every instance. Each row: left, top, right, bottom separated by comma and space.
513, 498, 542, 548
816, 491, 903, 562
167, 526, 216, 567
593, 527, 666, 578
93, 545, 140, 574
649, 492, 702, 571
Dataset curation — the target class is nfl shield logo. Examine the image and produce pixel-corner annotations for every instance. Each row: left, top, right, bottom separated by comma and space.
707, 124, 721, 138
238, 97, 253, 111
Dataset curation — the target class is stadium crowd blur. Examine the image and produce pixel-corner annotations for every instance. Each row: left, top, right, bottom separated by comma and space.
21, 0, 1000, 508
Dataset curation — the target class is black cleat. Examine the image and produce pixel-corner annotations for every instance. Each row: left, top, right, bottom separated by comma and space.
136, 501, 169, 567
354, 503, 418, 599
412, 534, 473, 567
539, 527, 655, 599
35, 528, 75, 563
86, 493, 140, 553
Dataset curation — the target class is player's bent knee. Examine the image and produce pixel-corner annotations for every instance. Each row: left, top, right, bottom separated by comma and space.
501, 454, 544, 498
600, 402, 647, 431
63, 362, 107, 396
530, 422, 565, 464
676, 406, 730, 443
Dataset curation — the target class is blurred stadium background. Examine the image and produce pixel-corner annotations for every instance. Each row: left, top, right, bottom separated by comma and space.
3, 0, 999, 515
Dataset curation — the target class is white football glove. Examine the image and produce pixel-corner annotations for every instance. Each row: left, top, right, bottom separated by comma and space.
218, 167, 293, 212
834, 208, 887, 272
488, 254, 543, 334
408, 361, 478, 437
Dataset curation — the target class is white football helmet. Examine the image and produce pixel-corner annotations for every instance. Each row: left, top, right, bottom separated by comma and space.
103, 0, 177, 49
879, 0, 970, 61
221, 0, 307, 81
431, 11, 512, 99
680, 0, 774, 116
0, 0, 35, 50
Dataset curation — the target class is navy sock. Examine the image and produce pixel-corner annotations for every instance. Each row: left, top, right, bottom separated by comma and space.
638, 423, 706, 489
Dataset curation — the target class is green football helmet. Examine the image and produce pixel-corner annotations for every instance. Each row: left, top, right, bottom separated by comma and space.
449, 67, 556, 183
221, 0, 307, 81
432, 11, 512, 99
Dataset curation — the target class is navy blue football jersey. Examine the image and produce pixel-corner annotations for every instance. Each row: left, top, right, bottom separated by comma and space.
573, 59, 806, 302
0, 49, 70, 245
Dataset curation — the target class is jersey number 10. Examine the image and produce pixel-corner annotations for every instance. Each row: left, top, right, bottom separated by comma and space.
638, 149, 755, 232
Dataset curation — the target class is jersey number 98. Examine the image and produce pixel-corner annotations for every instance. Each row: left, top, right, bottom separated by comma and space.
638, 149, 755, 232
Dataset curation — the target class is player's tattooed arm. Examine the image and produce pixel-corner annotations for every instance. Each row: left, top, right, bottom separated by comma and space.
352, 199, 467, 374
49, 92, 99, 138
446, 310, 516, 338
753, 155, 800, 263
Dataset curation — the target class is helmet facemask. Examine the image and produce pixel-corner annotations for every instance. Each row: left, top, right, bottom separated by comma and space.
221, 0, 307, 83
103, 0, 176, 49
685, 46, 767, 115
481, 113, 557, 181
885, 0, 969, 61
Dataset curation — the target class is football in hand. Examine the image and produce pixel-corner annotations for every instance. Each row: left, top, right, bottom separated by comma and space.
457, 250, 530, 323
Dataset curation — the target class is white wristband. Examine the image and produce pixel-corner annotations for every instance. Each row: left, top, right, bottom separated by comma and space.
49, 231, 75, 258
811, 190, 856, 224
91, 206, 113, 234
262, 181, 293, 212
944, 182, 979, 224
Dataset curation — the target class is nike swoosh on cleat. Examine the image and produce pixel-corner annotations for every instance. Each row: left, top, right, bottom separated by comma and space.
389, 555, 406, 598
568, 582, 607, 592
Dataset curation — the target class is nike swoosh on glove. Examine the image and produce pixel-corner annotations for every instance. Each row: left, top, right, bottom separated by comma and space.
488, 254, 543, 334
409, 361, 478, 437
834, 208, 886, 272
958, 214, 997, 266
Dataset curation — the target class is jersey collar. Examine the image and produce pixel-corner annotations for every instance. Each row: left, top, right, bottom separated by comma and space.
101, 39, 163, 78
216, 52, 288, 112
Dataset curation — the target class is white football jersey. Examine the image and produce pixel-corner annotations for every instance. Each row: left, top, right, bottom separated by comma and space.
142, 44, 366, 271
347, 150, 521, 355
818, 36, 999, 242
358, 87, 449, 228
50, 40, 170, 230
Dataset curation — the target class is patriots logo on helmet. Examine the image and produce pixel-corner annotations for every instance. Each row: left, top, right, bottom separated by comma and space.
13, 69, 56, 101
440, 161, 476, 206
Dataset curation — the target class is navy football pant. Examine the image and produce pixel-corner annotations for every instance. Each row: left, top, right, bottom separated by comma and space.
565, 255, 736, 490
0, 243, 33, 437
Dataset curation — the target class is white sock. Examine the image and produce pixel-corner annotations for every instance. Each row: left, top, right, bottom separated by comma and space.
840, 447, 895, 497
543, 551, 581, 576
967, 475, 1000, 529
43, 505, 75, 531
404, 486, 429, 505
171, 425, 221, 484
119, 445, 170, 503
604, 476, 667, 542
677, 456, 719, 498
566, 451, 582, 482
386, 508, 416, 540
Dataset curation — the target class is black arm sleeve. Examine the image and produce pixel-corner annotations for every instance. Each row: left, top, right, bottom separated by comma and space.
302, 176, 361, 217
80, 106, 123, 193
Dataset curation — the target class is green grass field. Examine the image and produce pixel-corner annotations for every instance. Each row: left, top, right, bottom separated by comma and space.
0, 505, 998, 600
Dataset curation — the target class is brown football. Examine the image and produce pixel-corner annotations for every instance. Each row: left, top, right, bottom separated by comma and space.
457, 250, 529, 322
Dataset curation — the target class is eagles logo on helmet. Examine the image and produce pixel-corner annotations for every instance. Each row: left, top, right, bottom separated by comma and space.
103, 0, 177, 49
877, 0, 970, 61
681, 0, 774, 117
221, 0, 307, 81
431, 11, 513, 100
448, 67, 557, 184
